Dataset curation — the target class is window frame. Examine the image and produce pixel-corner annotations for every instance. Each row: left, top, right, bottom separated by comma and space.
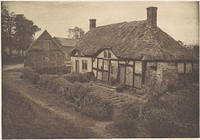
82, 60, 88, 71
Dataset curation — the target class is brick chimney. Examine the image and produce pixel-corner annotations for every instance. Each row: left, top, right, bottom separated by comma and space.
89, 19, 96, 30
146, 7, 157, 29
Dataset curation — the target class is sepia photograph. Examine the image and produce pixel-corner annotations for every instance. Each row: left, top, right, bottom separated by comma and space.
1, 1, 199, 138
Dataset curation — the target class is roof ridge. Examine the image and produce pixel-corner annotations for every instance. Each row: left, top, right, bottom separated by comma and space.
96, 20, 146, 29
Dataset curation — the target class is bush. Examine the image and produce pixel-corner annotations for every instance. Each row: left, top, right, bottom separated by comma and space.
35, 65, 71, 75
36, 75, 113, 120
20, 67, 37, 83
113, 100, 143, 127
109, 76, 117, 86
140, 83, 199, 137
80, 93, 114, 120
115, 85, 126, 92
64, 72, 94, 83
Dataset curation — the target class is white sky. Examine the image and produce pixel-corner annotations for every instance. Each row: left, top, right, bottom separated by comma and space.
4, 1, 199, 45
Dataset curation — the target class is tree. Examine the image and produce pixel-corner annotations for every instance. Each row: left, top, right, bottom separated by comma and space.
67, 27, 84, 39
1, 3, 15, 56
14, 14, 41, 57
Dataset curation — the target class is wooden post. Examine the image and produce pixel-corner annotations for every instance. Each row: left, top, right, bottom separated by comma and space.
124, 61, 127, 85
108, 60, 111, 82
142, 61, 147, 84
102, 59, 105, 81
97, 58, 99, 79
117, 60, 120, 83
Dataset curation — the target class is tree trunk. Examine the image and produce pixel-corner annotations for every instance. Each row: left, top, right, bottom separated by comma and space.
18, 50, 20, 58
22, 50, 24, 57
9, 46, 12, 57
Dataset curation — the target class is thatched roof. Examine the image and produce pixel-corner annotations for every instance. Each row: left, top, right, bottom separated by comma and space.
74, 20, 196, 61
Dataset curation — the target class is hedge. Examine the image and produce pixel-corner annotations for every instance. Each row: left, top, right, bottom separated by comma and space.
36, 75, 113, 120
64, 72, 94, 83
113, 100, 143, 127
20, 66, 40, 84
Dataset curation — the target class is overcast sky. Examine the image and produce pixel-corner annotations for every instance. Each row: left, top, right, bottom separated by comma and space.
4, 1, 199, 45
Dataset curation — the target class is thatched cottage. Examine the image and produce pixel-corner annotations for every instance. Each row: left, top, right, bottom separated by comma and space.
26, 30, 76, 73
71, 7, 198, 88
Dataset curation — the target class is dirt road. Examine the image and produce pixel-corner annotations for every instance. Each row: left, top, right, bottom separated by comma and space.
2, 66, 115, 138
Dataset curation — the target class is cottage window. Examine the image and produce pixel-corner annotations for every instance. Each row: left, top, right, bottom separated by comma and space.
104, 51, 107, 58
108, 51, 111, 58
82, 60, 88, 71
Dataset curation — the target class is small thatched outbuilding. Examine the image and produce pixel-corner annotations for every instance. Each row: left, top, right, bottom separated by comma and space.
71, 7, 199, 88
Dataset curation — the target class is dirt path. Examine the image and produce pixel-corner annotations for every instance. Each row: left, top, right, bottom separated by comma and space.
2, 63, 24, 71
2, 70, 116, 138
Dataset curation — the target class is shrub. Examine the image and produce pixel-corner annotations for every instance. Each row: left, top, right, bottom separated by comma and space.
80, 93, 114, 120
20, 66, 36, 81
35, 65, 71, 75
140, 83, 199, 137
115, 84, 126, 92
113, 100, 143, 127
64, 72, 94, 83
110, 76, 118, 86
36, 74, 114, 120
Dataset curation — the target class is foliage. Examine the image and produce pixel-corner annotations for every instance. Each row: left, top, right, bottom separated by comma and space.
1, 3, 15, 56
139, 83, 199, 137
64, 72, 94, 83
113, 100, 142, 127
20, 66, 39, 84
36, 75, 113, 120
115, 84, 126, 92
67, 27, 85, 39
1, 2, 40, 59
14, 14, 41, 56
109, 76, 118, 86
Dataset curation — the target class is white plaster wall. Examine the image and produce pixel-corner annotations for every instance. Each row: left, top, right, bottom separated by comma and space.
157, 62, 177, 84
135, 61, 142, 74
93, 58, 97, 68
104, 60, 109, 70
110, 60, 118, 79
93, 69, 97, 77
186, 63, 192, 73
177, 63, 184, 73
126, 66, 133, 86
71, 56, 92, 73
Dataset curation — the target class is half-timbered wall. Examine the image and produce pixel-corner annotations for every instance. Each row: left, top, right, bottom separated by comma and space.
93, 49, 144, 88
26, 31, 65, 73
71, 48, 198, 89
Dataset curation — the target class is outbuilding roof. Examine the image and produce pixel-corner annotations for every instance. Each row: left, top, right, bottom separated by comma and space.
53, 37, 78, 47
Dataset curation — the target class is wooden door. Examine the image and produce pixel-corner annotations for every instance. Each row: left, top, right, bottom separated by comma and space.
119, 65, 125, 85
75, 60, 79, 73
